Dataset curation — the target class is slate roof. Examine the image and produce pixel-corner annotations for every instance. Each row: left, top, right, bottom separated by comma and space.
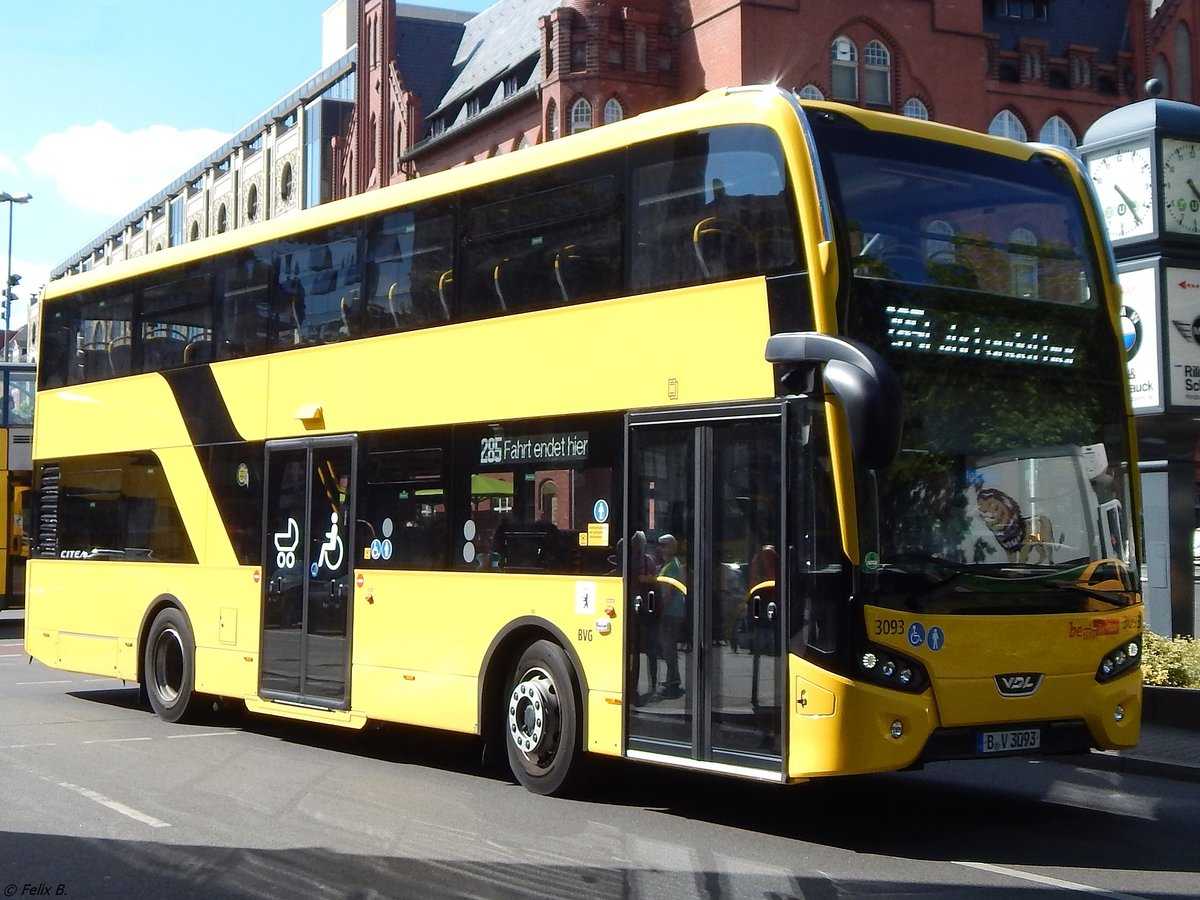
427, 0, 560, 119
395, 5, 471, 117
983, 0, 1131, 62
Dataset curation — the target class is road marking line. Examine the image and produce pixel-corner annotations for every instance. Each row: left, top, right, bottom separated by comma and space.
166, 731, 239, 739
954, 861, 1146, 899
0, 743, 57, 750
57, 781, 170, 828
82, 737, 152, 744
16, 680, 73, 685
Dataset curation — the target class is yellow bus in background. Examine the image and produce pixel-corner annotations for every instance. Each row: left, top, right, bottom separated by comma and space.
0, 362, 34, 611
27, 87, 1143, 795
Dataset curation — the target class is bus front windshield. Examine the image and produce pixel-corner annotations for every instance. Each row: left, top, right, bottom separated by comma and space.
811, 114, 1138, 611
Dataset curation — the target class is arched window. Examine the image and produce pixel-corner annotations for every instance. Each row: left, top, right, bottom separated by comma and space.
796, 84, 824, 101
864, 40, 891, 105
831, 36, 857, 101
246, 184, 259, 223
546, 100, 558, 141
988, 110, 1027, 142
1009, 226, 1039, 298
1154, 54, 1172, 98
1039, 116, 1077, 149
189, 221, 200, 242
902, 97, 929, 120
603, 97, 623, 124
570, 97, 593, 134
216, 203, 228, 235
280, 163, 294, 203
1177, 23, 1193, 102
925, 219, 956, 261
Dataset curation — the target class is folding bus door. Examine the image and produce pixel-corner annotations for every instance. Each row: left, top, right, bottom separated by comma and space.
625, 406, 786, 775
260, 437, 356, 708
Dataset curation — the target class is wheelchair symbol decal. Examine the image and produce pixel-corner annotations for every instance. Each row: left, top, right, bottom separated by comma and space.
311, 511, 345, 577
273, 517, 300, 569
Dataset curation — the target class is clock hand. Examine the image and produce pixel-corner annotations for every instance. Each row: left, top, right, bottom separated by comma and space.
1188, 178, 1200, 202
1114, 186, 1142, 225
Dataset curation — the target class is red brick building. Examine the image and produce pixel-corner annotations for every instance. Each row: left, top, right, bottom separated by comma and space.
337, 0, 1200, 198
54, 1, 1200, 277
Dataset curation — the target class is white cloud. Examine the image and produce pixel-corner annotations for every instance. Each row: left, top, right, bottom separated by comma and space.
0, 154, 17, 176
24, 121, 232, 217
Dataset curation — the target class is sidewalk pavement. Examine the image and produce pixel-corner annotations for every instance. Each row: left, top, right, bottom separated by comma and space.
1074, 722, 1200, 783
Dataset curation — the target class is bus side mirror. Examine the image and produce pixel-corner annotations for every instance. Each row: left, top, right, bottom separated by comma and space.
766, 332, 903, 470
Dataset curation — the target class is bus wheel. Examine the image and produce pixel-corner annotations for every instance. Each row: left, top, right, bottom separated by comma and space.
505, 639, 580, 795
144, 607, 201, 724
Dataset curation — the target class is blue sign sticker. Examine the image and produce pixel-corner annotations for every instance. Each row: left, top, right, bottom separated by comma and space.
927, 626, 945, 652
907, 622, 927, 648
593, 499, 610, 523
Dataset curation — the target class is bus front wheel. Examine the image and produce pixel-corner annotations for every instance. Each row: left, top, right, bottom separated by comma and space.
143, 607, 202, 723
505, 639, 581, 795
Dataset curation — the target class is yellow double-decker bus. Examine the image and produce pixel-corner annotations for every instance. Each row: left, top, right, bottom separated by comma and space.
27, 86, 1143, 794
0, 361, 34, 611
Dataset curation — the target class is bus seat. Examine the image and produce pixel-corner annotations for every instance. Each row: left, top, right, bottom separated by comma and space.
437, 269, 454, 318
492, 260, 511, 311
143, 336, 187, 370
693, 216, 756, 280
108, 338, 132, 376
183, 337, 214, 365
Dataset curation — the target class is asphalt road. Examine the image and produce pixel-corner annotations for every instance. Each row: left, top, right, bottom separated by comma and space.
2, 614, 1197, 899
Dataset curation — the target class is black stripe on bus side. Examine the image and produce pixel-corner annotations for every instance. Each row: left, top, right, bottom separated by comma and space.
159, 366, 244, 446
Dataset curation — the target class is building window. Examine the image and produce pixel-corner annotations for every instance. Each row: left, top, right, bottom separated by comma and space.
831, 36, 858, 101
635, 31, 647, 73
603, 97, 623, 124
988, 109, 1027, 141
246, 134, 264, 157
997, 0, 1048, 19
504, 75, 519, 97
864, 40, 891, 105
902, 97, 929, 119
1038, 115, 1076, 149
571, 41, 587, 72
796, 84, 824, 100
216, 203, 228, 235
1009, 227, 1039, 298
189, 221, 200, 242
925, 219, 957, 262
1177, 23, 1193, 102
467, 97, 481, 118
570, 97, 593, 134
280, 163, 294, 202
168, 195, 184, 248
246, 184, 259, 223
546, 100, 558, 141
609, 43, 623, 67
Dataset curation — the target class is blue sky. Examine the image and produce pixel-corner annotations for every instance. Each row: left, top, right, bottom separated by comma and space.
0, 0, 489, 331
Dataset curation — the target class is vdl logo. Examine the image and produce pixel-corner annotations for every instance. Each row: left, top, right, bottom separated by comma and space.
994, 673, 1043, 696
1120, 305, 1142, 359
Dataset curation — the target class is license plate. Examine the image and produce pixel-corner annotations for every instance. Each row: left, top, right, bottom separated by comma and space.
976, 728, 1041, 754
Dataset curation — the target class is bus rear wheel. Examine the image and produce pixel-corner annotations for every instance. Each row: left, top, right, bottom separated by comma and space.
505, 639, 580, 795
144, 607, 202, 724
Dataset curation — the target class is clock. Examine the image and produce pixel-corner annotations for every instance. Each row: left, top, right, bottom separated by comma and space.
1087, 143, 1155, 241
1160, 137, 1200, 235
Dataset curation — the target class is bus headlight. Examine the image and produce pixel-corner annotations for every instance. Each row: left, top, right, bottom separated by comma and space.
1096, 634, 1142, 683
856, 643, 929, 693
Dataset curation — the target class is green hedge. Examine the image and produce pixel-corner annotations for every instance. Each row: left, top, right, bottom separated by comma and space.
1141, 632, 1200, 688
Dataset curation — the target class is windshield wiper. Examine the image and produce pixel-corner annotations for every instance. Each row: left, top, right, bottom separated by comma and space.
1041, 582, 1133, 609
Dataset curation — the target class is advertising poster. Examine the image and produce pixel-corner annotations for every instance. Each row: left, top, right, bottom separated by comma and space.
1164, 266, 1200, 410
1117, 264, 1161, 412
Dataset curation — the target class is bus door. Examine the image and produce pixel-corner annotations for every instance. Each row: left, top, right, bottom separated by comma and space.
626, 406, 785, 774
260, 437, 356, 708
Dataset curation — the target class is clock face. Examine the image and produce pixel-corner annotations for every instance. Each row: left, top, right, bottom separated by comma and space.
1160, 137, 1200, 234
1087, 144, 1154, 240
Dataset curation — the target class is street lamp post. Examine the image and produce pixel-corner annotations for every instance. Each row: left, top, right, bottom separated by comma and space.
1, 191, 32, 363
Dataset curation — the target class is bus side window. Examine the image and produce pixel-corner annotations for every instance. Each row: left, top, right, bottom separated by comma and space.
218, 252, 275, 358
363, 206, 455, 335
283, 227, 361, 345
140, 271, 212, 372
359, 447, 448, 570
